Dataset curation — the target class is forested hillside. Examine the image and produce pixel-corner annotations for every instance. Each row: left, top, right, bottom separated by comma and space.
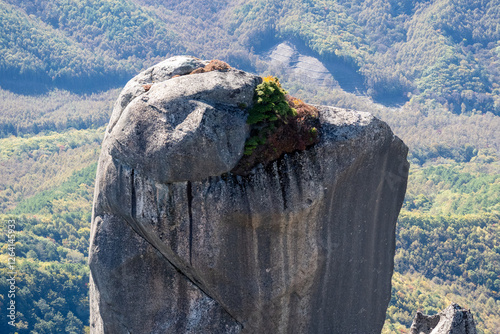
2, 0, 500, 112
1, 0, 499, 333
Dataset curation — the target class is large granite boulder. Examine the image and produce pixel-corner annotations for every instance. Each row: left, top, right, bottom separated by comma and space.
89, 56, 409, 333
410, 304, 477, 334
107, 56, 258, 183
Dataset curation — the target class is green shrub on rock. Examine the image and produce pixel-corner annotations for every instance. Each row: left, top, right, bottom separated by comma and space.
246, 76, 297, 126
233, 76, 320, 175
244, 76, 298, 156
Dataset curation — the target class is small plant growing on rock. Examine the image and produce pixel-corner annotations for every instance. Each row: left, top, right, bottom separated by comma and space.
246, 76, 297, 125
232, 76, 321, 175
242, 76, 298, 156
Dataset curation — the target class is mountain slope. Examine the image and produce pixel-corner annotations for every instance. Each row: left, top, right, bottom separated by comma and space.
0, 0, 183, 92
2, 0, 499, 113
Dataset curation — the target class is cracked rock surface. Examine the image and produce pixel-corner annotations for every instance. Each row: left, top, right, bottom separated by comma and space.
89, 56, 409, 334
410, 303, 477, 334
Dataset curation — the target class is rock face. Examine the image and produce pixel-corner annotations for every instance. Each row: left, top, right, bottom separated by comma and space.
107, 56, 258, 183
89, 56, 409, 333
410, 304, 477, 334
262, 41, 366, 93
267, 41, 338, 88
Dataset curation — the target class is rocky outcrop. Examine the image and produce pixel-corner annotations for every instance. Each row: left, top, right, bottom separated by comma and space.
262, 41, 366, 93
89, 56, 409, 333
266, 41, 338, 88
410, 304, 477, 334
106, 57, 257, 183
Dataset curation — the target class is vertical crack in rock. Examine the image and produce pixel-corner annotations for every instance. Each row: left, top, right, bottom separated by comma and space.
278, 170, 288, 210
89, 56, 409, 334
187, 180, 194, 266
130, 169, 136, 218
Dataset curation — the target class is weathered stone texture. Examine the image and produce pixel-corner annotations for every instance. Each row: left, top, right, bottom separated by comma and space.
89, 56, 409, 333
410, 304, 477, 334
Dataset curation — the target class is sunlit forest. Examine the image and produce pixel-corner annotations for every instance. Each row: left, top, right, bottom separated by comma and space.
0, 0, 499, 333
